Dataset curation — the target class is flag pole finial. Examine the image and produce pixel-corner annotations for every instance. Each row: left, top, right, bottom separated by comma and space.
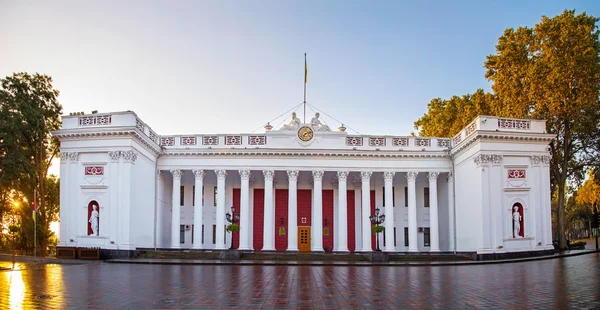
304, 53, 307, 123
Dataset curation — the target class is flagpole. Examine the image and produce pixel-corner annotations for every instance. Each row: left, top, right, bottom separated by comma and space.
33, 189, 36, 257
304, 53, 307, 124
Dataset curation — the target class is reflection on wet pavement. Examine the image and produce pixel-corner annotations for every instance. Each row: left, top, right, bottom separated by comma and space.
0, 253, 598, 309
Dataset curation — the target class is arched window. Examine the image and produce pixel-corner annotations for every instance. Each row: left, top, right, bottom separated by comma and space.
512, 203, 524, 238
88, 201, 100, 236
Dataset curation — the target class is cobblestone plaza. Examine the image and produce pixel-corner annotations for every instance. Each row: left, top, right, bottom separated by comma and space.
1, 253, 599, 309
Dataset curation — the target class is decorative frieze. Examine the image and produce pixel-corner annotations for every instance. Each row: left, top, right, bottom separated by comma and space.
180, 136, 197, 146
369, 137, 386, 147
60, 152, 69, 163
226, 135, 242, 145
392, 137, 408, 147
437, 139, 450, 148
465, 121, 477, 136
160, 137, 174, 146
508, 170, 526, 179
452, 134, 462, 145
148, 130, 158, 143
135, 119, 144, 132
249, 135, 266, 145
85, 166, 104, 176
203, 136, 219, 146
79, 115, 111, 126
415, 138, 430, 147
473, 154, 503, 167
346, 136, 363, 147
68, 152, 79, 162
498, 118, 530, 130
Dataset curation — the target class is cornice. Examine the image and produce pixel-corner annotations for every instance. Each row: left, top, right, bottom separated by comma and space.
52, 127, 162, 156
161, 150, 450, 158
450, 131, 555, 157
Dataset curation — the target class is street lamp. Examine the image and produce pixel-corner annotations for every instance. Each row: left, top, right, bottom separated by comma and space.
369, 207, 385, 252
225, 207, 240, 250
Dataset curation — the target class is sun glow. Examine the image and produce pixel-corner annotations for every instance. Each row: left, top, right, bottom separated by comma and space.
50, 221, 60, 236
6, 270, 25, 309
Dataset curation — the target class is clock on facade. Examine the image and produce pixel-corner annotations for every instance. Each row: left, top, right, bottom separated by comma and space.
298, 126, 314, 142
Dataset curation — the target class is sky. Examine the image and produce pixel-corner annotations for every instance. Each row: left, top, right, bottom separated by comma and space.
2, 1, 600, 164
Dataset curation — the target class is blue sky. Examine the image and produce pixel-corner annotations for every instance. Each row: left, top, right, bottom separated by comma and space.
1, 0, 599, 136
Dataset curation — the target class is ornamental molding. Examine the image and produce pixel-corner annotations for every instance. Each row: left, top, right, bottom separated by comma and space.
312, 170, 324, 181
161, 150, 449, 159
69, 152, 79, 162
262, 170, 274, 180
360, 171, 372, 181
108, 151, 121, 163
474, 154, 503, 167
337, 171, 349, 181
446, 172, 453, 183
383, 171, 395, 181
60, 152, 69, 163
287, 170, 299, 181
406, 172, 418, 182
52, 129, 162, 156
193, 169, 205, 179
238, 169, 250, 180
428, 172, 439, 181
215, 169, 227, 180
450, 132, 555, 157
122, 150, 137, 163
170, 169, 183, 180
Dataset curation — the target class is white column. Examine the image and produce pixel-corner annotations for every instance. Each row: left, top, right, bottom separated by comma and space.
262, 170, 275, 251
238, 169, 251, 250
120, 151, 136, 249
337, 171, 349, 252
287, 170, 299, 251
447, 172, 455, 252
360, 171, 372, 252
384, 171, 395, 252
407, 172, 418, 252
170, 169, 182, 248
192, 170, 204, 249
215, 170, 227, 249
156, 170, 163, 248
108, 151, 120, 247
353, 178, 362, 251
58, 152, 68, 246
68, 152, 79, 245
312, 171, 324, 251
428, 172, 440, 252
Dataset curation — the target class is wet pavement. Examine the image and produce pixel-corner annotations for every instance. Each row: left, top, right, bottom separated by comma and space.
1, 252, 599, 309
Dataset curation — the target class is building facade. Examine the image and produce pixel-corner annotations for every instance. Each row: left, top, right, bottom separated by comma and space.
53, 111, 555, 257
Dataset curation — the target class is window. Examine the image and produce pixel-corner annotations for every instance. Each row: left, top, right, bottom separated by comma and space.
404, 227, 409, 246
424, 187, 430, 208
404, 187, 408, 207
180, 186, 185, 206
383, 187, 396, 207
424, 227, 431, 246
192, 225, 194, 244
383, 228, 386, 247
193, 186, 195, 206
201, 225, 205, 244
212, 225, 216, 244
224, 225, 227, 244
394, 227, 397, 247
180, 225, 185, 244
214, 186, 217, 206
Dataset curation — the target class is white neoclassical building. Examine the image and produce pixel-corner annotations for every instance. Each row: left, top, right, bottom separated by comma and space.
53, 111, 555, 258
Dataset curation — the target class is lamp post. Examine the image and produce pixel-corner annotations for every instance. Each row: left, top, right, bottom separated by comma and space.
369, 207, 385, 252
225, 207, 240, 250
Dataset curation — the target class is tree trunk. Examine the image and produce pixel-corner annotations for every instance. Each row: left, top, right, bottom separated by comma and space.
557, 183, 567, 249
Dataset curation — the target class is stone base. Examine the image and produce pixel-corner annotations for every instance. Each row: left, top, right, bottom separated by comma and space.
369, 251, 389, 262
219, 249, 242, 260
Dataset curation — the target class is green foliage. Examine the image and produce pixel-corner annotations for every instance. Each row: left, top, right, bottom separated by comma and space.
226, 223, 240, 233
371, 225, 384, 234
0, 72, 62, 254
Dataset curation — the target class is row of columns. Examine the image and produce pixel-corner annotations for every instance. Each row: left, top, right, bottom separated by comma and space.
168, 169, 449, 252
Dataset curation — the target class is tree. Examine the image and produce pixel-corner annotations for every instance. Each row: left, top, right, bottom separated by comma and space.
577, 170, 600, 213
0, 72, 62, 255
484, 10, 600, 249
414, 89, 495, 137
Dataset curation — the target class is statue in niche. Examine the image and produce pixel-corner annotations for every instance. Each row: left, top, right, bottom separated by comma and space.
280, 112, 302, 130
512, 206, 522, 238
310, 112, 331, 132
89, 204, 99, 236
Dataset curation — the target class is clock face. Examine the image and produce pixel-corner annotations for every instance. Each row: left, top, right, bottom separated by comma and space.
298, 126, 314, 142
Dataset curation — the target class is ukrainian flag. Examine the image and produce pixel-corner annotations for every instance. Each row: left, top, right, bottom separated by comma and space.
304, 53, 308, 84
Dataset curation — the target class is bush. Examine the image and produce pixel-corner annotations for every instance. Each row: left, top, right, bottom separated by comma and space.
371, 226, 384, 234
226, 224, 240, 233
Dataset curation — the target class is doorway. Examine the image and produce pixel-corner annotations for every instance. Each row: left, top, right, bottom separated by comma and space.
298, 227, 311, 252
